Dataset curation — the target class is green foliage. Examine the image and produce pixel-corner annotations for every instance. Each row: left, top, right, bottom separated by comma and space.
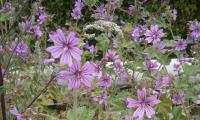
67, 106, 95, 120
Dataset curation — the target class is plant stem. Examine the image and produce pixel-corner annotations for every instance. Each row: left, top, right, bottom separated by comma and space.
73, 89, 78, 120
0, 64, 6, 120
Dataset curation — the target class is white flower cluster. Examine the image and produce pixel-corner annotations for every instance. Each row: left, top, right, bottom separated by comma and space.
83, 20, 124, 39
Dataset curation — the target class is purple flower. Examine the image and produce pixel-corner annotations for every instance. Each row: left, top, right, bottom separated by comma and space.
98, 75, 112, 88
126, 88, 160, 119
114, 60, 124, 72
172, 93, 186, 105
175, 39, 187, 51
42, 58, 55, 65
74, 0, 84, 8
58, 61, 94, 90
153, 42, 166, 52
107, 0, 121, 10
92, 4, 113, 21
21, 19, 32, 33
144, 60, 159, 74
145, 25, 165, 44
189, 21, 200, 39
85, 43, 97, 53
37, 11, 48, 24
33, 25, 43, 37
92, 92, 108, 104
92, 4, 106, 19
71, 8, 82, 20
2, 2, 12, 13
46, 29, 82, 66
125, 115, 134, 120
119, 72, 128, 81
105, 49, 119, 62
90, 62, 102, 76
194, 95, 200, 104
0, 45, 3, 54
131, 25, 147, 43
172, 8, 177, 21
10, 106, 25, 120
12, 40, 28, 57
155, 76, 171, 90
128, 5, 136, 14
71, 0, 84, 20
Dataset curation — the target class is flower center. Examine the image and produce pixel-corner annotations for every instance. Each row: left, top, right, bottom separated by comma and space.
74, 70, 82, 79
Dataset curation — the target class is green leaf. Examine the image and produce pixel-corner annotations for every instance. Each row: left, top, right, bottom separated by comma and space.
67, 107, 95, 120
156, 96, 172, 114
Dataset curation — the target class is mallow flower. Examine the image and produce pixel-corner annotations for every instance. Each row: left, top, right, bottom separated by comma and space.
58, 61, 94, 90
46, 29, 82, 66
175, 39, 187, 51
2, 2, 12, 13
12, 40, 28, 57
92, 92, 108, 105
189, 21, 200, 39
98, 75, 112, 88
105, 49, 119, 62
144, 60, 159, 74
144, 25, 165, 44
172, 93, 186, 105
10, 106, 25, 120
126, 88, 160, 119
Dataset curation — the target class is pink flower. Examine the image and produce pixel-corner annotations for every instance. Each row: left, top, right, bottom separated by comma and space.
145, 25, 165, 44
144, 60, 159, 74
10, 107, 25, 120
98, 75, 112, 88
172, 93, 186, 105
33, 25, 43, 37
58, 61, 94, 90
92, 92, 108, 104
125, 115, 134, 120
194, 95, 200, 104
175, 39, 187, 51
42, 58, 55, 65
126, 88, 160, 119
46, 29, 82, 66
105, 49, 119, 62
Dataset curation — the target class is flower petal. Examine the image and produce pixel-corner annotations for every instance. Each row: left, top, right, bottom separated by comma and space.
133, 106, 145, 119
49, 33, 64, 45
145, 106, 155, 118
46, 46, 63, 58
146, 95, 160, 106
126, 98, 140, 108
81, 62, 94, 74
57, 71, 72, 80
70, 61, 81, 72
60, 52, 72, 66
137, 88, 146, 101
81, 75, 93, 87
56, 29, 66, 43
68, 79, 80, 90
70, 47, 82, 61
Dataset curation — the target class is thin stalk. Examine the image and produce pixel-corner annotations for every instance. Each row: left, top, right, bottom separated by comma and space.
0, 64, 6, 120
73, 89, 78, 120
